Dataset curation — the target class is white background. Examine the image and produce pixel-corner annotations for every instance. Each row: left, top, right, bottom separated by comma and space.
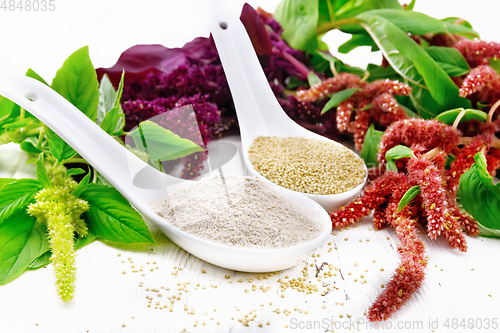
0, 0, 499, 79
1, 1, 500, 333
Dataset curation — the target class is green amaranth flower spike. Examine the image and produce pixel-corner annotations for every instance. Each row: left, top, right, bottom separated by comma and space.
28, 165, 89, 302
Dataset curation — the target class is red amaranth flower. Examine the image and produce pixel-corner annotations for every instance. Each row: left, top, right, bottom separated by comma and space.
367, 215, 427, 321
459, 65, 500, 104
362, 79, 412, 97
454, 37, 500, 68
336, 99, 354, 132
487, 148, 500, 175
407, 156, 467, 251
298, 76, 411, 149
296, 72, 362, 102
372, 93, 401, 114
330, 171, 407, 228
368, 176, 427, 321
446, 131, 492, 195
378, 119, 461, 163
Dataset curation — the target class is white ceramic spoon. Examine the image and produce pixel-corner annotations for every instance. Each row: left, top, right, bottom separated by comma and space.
209, 6, 367, 212
0, 72, 331, 272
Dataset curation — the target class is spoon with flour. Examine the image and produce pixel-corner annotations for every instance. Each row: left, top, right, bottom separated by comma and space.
0, 65, 331, 272
209, 5, 367, 212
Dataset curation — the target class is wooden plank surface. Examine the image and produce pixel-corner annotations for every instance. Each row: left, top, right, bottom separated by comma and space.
1, 141, 499, 333
1, 1, 500, 332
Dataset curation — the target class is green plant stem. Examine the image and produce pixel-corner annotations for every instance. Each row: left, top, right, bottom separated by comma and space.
36, 126, 45, 149
20, 107, 25, 120
24, 127, 43, 137
316, 18, 360, 35
326, 0, 335, 23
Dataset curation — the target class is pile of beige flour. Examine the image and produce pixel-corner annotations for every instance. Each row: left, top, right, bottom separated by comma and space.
150, 173, 323, 249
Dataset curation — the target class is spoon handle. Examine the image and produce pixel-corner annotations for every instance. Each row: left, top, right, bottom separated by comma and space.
0, 76, 166, 205
209, 7, 294, 150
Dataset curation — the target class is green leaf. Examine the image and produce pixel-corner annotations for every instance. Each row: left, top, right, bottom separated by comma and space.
0, 99, 20, 130
473, 152, 500, 198
405, 0, 416, 10
362, 9, 451, 35
98, 72, 125, 136
20, 138, 43, 154
386, 145, 414, 162
335, 0, 402, 21
28, 250, 51, 270
395, 99, 419, 118
358, 14, 460, 109
2, 118, 31, 129
51, 46, 99, 121
435, 108, 488, 125
46, 127, 77, 162
274, 0, 319, 51
73, 172, 91, 197
100, 107, 120, 135
0, 211, 48, 285
97, 74, 117, 125
0, 96, 15, 118
0, 179, 42, 223
385, 145, 414, 171
366, 63, 401, 81
386, 16, 457, 106
310, 50, 366, 77
321, 88, 360, 115
79, 184, 156, 245
475, 222, 500, 238
338, 32, 379, 54
441, 17, 479, 38
398, 185, 421, 212
407, 81, 471, 118
307, 71, 322, 87
318, 0, 338, 25
458, 152, 500, 230
490, 58, 500, 75
75, 231, 97, 250
285, 76, 308, 89
360, 123, 383, 167
0, 178, 15, 189
35, 154, 51, 189
358, 15, 424, 87
424, 46, 470, 77
66, 168, 86, 177
130, 121, 204, 162
25, 68, 48, 86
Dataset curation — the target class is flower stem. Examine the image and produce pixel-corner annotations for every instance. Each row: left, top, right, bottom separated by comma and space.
422, 147, 442, 160
488, 99, 500, 124
452, 109, 466, 129
280, 50, 310, 79
460, 136, 500, 149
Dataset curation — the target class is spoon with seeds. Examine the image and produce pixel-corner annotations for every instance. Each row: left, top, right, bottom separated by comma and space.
209, 5, 367, 212
0, 62, 331, 272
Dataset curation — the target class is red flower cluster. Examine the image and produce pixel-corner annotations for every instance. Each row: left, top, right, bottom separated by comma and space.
454, 37, 500, 68
459, 65, 500, 104
328, 114, 500, 321
296, 74, 412, 149
452, 38, 500, 107
378, 119, 461, 161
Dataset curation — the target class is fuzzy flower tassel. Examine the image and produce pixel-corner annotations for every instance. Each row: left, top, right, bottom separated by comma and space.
367, 214, 427, 321
28, 165, 89, 302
